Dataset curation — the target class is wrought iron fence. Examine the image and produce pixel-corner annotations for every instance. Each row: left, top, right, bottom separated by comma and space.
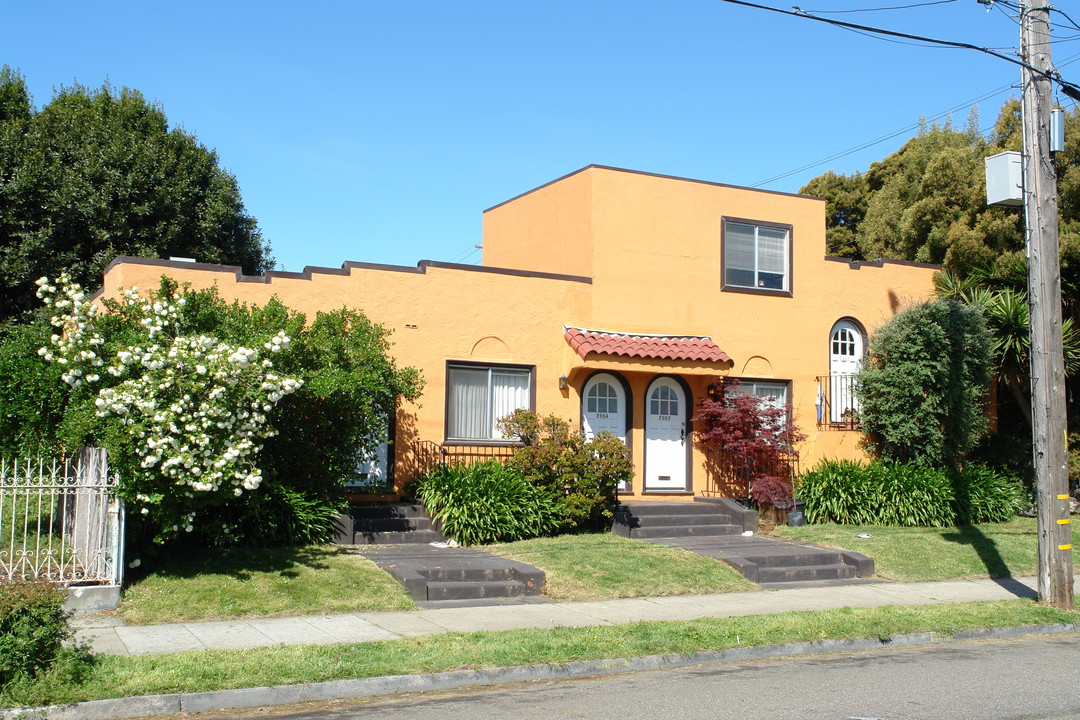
0, 448, 124, 585
815, 374, 861, 430
704, 448, 800, 499
410, 440, 519, 478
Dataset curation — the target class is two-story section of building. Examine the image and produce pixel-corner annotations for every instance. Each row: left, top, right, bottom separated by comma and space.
99, 165, 939, 499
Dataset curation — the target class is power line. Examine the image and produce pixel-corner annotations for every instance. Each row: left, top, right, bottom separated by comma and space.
751, 84, 1016, 188
796, 0, 958, 13
715, 0, 1080, 99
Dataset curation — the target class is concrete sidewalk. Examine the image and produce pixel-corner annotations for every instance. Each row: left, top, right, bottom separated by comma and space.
73, 575, 1065, 656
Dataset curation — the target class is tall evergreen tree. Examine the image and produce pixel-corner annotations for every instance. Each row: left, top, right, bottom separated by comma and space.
0, 68, 272, 320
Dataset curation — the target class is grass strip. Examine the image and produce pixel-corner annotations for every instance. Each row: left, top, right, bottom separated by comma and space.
772, 519, 1038, 582
119, 545, 415, 625
488, 534, 759, 600
4, 600, 1076, 708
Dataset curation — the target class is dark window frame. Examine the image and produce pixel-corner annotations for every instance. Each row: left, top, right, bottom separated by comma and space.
721, 216, 794, 297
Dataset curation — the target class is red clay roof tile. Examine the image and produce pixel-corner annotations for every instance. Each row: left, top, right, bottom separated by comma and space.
564, 327, 731, 364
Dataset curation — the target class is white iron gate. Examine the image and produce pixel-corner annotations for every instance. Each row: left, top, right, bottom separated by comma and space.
0, 448, 124, 585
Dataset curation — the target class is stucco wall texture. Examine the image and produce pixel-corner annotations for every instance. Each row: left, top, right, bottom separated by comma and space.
100, 165, 939, 498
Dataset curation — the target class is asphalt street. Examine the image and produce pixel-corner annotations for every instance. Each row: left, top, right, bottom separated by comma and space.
186, 633, 1080, 720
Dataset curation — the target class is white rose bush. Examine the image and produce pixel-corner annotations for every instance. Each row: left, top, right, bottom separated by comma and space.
36, 274, 302, 545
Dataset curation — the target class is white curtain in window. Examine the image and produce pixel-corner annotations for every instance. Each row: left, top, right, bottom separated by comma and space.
757, 383, 787, 410
491, 370, 530, 438
448, 367, 489, 439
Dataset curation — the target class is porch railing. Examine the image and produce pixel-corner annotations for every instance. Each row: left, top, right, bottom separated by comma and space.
704, 448, 800, 499
815, 374, 861, 430
0, 448, 124, 585
410, 441, 519, 478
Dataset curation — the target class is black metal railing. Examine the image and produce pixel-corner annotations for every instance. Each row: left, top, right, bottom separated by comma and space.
815, 374, 860, 430
409, 440, 519, 478
703, 448, 800, 499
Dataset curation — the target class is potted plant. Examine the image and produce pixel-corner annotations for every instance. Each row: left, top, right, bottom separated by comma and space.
749, 475, 793, 525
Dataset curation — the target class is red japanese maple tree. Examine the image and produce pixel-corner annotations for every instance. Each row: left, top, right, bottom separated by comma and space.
692, 380, 806, 503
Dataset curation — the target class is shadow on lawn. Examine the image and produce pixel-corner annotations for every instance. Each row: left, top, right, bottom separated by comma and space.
128, 545, 339, 584
941, 525, 1038, 599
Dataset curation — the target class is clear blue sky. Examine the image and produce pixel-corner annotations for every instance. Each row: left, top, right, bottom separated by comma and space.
6, 0, 1071, 272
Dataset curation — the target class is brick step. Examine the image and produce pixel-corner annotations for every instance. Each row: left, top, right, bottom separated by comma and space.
351, 529, 448, 545
757, 563, 857, 584
425, 580, 526, 601
629, 524, 744, 539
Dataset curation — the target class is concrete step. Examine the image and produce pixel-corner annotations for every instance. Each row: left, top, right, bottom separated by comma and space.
630, 513, 736, 527
757, 563, 857, 584
351, 503, 429, 519
740, 551, 845, 568
419, 566, 520, 582
630, 523, 744, 539
351, 529, 448, 545
619, 502, 725, 516
354, 517, 437, 533
425, 580, 526, 601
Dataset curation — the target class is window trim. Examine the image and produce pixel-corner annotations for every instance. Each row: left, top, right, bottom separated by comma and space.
443, 360, 536, 444
721, 216, 794, 297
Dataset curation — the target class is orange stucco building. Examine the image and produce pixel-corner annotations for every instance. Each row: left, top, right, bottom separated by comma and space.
100, 165, 939, 499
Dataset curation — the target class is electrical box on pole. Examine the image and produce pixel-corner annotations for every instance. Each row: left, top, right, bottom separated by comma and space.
985, 151, 1024, 206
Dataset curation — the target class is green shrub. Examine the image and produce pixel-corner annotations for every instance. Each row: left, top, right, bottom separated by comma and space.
796, 458, 876, 525
799, 458, 1021, 527
499, 411, 632, 532
951, 464, 1026, 524
856, 299, 992, 468
0, 582, 90, 689
416, 460, 561, 545
192, 486, 345, 547
870, 462, 955, 527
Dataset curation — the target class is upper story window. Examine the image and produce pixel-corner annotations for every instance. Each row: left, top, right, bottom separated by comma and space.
446, 363, 533, 442
722, 218, 792, 295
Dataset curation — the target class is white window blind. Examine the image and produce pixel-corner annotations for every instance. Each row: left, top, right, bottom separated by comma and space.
723, 221, 790, 291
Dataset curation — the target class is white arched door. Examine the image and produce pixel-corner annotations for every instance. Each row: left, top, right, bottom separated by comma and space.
582, 373, 627, 443
644, 377, 688, 491
582, 373, 630, 491
829, 320, 863, 423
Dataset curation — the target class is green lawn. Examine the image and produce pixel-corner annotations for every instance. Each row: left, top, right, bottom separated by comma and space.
772, 518, 1039, 582
119, 545, 415, 625
489, 533, 758, 600
5, 599, 1076, 709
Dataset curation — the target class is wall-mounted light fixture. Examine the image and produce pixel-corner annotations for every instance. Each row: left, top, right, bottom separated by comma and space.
558, 375, 568, 390
706, 382, 719, 401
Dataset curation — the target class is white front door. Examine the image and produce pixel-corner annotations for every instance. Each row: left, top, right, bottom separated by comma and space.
582, 372, 629, 491
644, 377, 688, 491
582, 373, 627, 442
829, 321, 863, 423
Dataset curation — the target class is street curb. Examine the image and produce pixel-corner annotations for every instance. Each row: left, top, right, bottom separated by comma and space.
2, 623, 1076, 719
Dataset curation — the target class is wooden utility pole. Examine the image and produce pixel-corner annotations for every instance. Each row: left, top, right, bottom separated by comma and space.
1021, 0, 1074, 609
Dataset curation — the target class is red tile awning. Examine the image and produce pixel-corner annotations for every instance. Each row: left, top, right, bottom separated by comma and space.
564, 327, 731, 364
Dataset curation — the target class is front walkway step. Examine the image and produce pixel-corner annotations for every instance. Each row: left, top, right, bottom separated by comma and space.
643, 533, 875, 587
336, 502, 450, 545
354, 544, 546, 606
612, 499, 752, 539
630, 524, 744, 539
